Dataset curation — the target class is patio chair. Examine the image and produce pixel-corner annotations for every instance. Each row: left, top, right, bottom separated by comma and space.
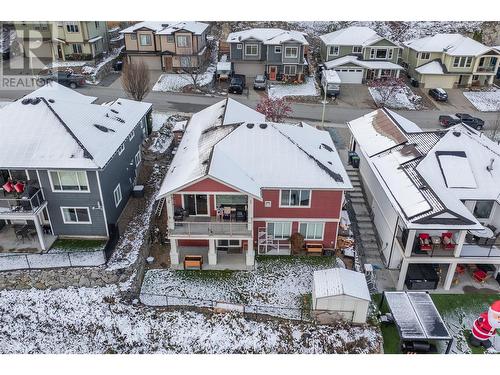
223, 207, 232, 221
472, 269, 489, 283
441, 232, 455, 251
418, 233, 432, 252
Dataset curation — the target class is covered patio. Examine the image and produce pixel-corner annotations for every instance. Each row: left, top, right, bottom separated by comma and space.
172, 246, 252, 271
0, 222, 57, 253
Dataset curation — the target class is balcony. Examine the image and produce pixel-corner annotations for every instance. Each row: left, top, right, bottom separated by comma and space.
460, 232, 500, 257
476, 66, 496, 73
0, 189, 46, 218
170, 218, 251, 238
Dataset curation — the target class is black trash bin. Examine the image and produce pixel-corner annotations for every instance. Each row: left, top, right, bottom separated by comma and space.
411, 78, 419, 88
351, 153, 360, 169
132, 185, 144, 198
348, 151, 356, 165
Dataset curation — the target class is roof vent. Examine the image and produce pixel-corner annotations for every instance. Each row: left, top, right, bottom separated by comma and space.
21, 98, 32, 105
30, 97, 41, 105
48, 99, 55, 103
246, 123, 254, 129
259, 123, 267, 129
110, 109, 119, 114
487, 158, 495, 172
327, 161, 333, 165
453, 131, 461, 137
113, 116, 125, 123
320, 143, 333, 152
94, 124, 116, 133
117, 101, 122, 105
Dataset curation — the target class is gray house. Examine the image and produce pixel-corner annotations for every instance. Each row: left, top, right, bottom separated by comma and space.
319, 26, 403, 84
226, 28, 309, 82
0, 82, 152, 251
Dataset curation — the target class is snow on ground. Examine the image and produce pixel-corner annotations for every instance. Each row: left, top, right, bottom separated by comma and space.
369, 85, 422, 110
0, 285, 380, 354
152, 64, 216, 92
463, 89, 500, 112
152, 111, 173, 131
44, 60, 88, 69
141, 257, 337, 318
268, 76, 319, 99
148, 112, 190, 153
83, 47, 124, 84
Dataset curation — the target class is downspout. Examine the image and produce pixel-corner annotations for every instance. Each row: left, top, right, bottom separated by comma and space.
387, 215, 399, 268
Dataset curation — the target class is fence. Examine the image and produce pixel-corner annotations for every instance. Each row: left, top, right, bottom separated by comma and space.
0, 250, 106, 272
139, 292, 355, 323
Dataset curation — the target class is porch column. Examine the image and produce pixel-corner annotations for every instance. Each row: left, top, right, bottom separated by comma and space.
443, 262, 457, 291
395, 70, 400, 78
494, 265, 500, 279
487, 75, 494, 85
208, 239, 217, 265
34, 213, 46, 251
166, 194, 174, 230
396, 258, 409, 291
170, 238, 179, 265
404, 230, 416, 257
454, 230, 467, 258
377, 69, 382, 79
247, 197, 253, 231
246, 239, 255, 267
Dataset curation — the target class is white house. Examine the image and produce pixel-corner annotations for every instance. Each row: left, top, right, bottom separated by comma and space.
348, 108, 500, 291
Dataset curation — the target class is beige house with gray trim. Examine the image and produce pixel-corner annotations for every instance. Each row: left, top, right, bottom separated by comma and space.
120, 21, 210, 72
402, 33, 500, 88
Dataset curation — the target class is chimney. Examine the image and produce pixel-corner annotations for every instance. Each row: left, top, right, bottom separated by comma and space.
487, 158, 495, 172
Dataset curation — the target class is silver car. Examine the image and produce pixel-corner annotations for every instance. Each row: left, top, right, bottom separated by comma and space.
253, 75, 267, 90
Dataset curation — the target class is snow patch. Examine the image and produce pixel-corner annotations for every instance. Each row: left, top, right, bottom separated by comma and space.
268, 76, 319, 99
463, 89, 500, 112
152, 65, 216, 92
369, 85, 423, 110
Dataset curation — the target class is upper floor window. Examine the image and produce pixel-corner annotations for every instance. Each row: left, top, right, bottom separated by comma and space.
113, 184, 122, 207
329, 45, 339, 56
370, 48, 388, 59
420, 52, 430, 60
299, 222, 324, 240
166, 35, 174, 43
134, 151, 141, 167
94, 21, 99, 28
49, 171, 89, 192
284, 47, 298, 58
453, 56, 473, 68
61, 207, 91, 224
130, 34, 137, 41
473, 201, 495, 220
245, 44, 259, 56
236, 43, 242, 50
118, 143, 125, 155
388, 49, 393, 59
275, 46, 282, 54
139, 34, 152, 46
65, 22, 79, 33
352, 46, 362, 54
176, 35, 190, 48
280, 189, 311, 207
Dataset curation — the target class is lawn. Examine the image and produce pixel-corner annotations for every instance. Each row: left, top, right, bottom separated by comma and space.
374, 293, 499, 354
267, 76, 319, 99
48, 239, 107, 253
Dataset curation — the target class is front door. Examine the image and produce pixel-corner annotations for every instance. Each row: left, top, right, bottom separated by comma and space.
57, 45, 63, 59
269, 66, 277, 80
183, 194, 208, 216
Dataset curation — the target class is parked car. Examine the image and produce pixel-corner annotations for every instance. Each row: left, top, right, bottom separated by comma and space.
439, 113, 484, 130
51, 71, 86, 89
253, 75, 267, 90
428, 88, 448, 102
228, 74, 246, 94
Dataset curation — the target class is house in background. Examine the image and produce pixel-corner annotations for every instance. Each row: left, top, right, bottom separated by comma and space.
226, 28, 309, 82
319, 26, 403, 84
120, 21, 210, 71
156, 98, 352, 270
348, 108, 500, 291
402, 33, 500, 88
0, 82, 152, 252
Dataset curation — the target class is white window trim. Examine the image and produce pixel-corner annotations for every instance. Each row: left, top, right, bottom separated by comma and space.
299, 222, 325, 240
113, 184, 122, 207
236, 43, 242, 50
279, 189, 312, 208
182, 194, 210, 217
48, 170, 90, 193
118, 143, 125, 155
134, 151, 141, 167
275, 46, 282, 54
371, 48, 389, 60
176, 35, 190, 48
60, 207, 92, 225
266, 221, 292, 240
329, 45, 339, 57
420, 52, 430, 60
139, 34, 152, 46
352, 46, 362, 54
128, 130, 135, 141
130, 34, 137, 41
283, 64, 297, 75
473, 201, 496, 222
284, 46, 298, 58
245, 44, 259, 56
217, 239, 242, 248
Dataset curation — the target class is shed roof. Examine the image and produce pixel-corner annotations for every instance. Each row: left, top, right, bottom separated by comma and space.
313, 268, 370, 301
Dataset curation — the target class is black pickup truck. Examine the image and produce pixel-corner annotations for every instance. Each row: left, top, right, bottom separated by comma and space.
228, 74, 246, 94
438, 113, 484, 130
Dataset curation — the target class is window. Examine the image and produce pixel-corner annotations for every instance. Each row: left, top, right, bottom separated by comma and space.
130, 34, 137, 41
217, 239, 241, 250
284, 47, 298, 58
113, 184, 122, 207
61, 207, 91, 224
299, 222, 324, 240
453, 56, 473, 68
134, 151, 141, 167
329, 45, 339, 56
65, 22, 79, 33
118, 143, 125, 155
280, 189, 310, 207
183, 194, 208, 215
236, 43, 242, 50
376, 49, 387, 59
49, 171, 89, 192
283, 65, 297, 75
166, 35, 174, 43
94, 21, 99, 28
128, 130, 135, 141
176, 35, 189, 48
453, 56, 460, 67
180, 56, 191, 67
72, 44, 83, 54
388, 49, 393, 59
267, 222, 291, 240
420, 52, 430, 60
465, 56, 473, 68
473, 201, 495, 220
275, 46, 282, 54
352, 46, 362, 54
245, 44, 258, 56
139, 34, 152, 46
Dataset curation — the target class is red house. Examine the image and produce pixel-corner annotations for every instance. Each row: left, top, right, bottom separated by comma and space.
157, 98, 352, 270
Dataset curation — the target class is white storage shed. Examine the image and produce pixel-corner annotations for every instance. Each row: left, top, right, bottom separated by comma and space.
312, 268, 371, 324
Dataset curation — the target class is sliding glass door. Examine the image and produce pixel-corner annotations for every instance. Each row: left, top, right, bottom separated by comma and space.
183, 194, 208, 216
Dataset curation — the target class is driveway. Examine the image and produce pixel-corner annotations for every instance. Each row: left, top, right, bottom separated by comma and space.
334, 84, 376, 109
420, 88, 476, 113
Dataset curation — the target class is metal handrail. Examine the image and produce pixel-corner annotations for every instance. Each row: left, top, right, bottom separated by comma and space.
0, 189, 45, 213
173, 221, 250, 236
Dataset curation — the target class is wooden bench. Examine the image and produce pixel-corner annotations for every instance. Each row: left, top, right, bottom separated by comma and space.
305, 243, 324, 256
183, 255, 203, 270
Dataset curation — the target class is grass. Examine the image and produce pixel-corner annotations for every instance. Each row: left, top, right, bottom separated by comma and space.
50, 239, 107, 253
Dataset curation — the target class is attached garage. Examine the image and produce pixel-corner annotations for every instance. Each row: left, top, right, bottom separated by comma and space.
334, 67, 364, 84
419, 74, 458, 89
129, 55, 162, 71
233, 62, 265, 80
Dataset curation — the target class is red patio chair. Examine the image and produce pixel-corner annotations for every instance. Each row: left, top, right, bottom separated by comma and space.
2, 181, 14, 193
418, 233, 432, 252
473, 269, 488, 283
441, 232, 455, 250
14, 182, 25, 194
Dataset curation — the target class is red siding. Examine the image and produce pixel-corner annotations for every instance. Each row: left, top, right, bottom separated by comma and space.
254, 189, 343, 219
179, 177, 239, 193
178, 239, 209, 247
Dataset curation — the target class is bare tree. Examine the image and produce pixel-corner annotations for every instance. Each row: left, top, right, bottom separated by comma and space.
121, 60, 151, 101
181, 68, 208, 93
256, 96, 293, 122
367, 77, 406, 107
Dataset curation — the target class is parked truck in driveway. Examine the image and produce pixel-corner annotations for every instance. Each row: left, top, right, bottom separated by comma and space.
228, 74, 246, 94
439, 113, 484, 130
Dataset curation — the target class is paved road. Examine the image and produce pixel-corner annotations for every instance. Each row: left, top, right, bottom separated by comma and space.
1, 84, 498, 130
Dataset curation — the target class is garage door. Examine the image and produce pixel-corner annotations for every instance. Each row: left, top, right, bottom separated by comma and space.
233, 62, 265, 80
334, 68, 364, 84
422, 74, 457, 89
130, 55, 162, 71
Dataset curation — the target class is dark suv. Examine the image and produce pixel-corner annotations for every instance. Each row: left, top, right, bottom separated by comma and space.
228, 74, 246, 94
428, 88, 448, 102
439, 113, 484, 130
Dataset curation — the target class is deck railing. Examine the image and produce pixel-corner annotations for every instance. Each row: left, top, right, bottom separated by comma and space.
0, 189, 45, 215
171, 221, 251, 237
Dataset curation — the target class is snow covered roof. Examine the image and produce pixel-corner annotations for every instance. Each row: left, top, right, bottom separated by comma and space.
226, 28, 308, 46
0, 82, 151, 170
217, 61, 232, 72
24, 81, 97, 104
120, 22, 169, 33
415, 60, 445, 75
404, 33, 497, 57
323, 55, 403, 70
319, 26, 393, 47
348, 108, 485, 230
158, 98, 351, 199
313, 268, 370, 301
157, 22, 209, 35
88, 35, 103, 43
